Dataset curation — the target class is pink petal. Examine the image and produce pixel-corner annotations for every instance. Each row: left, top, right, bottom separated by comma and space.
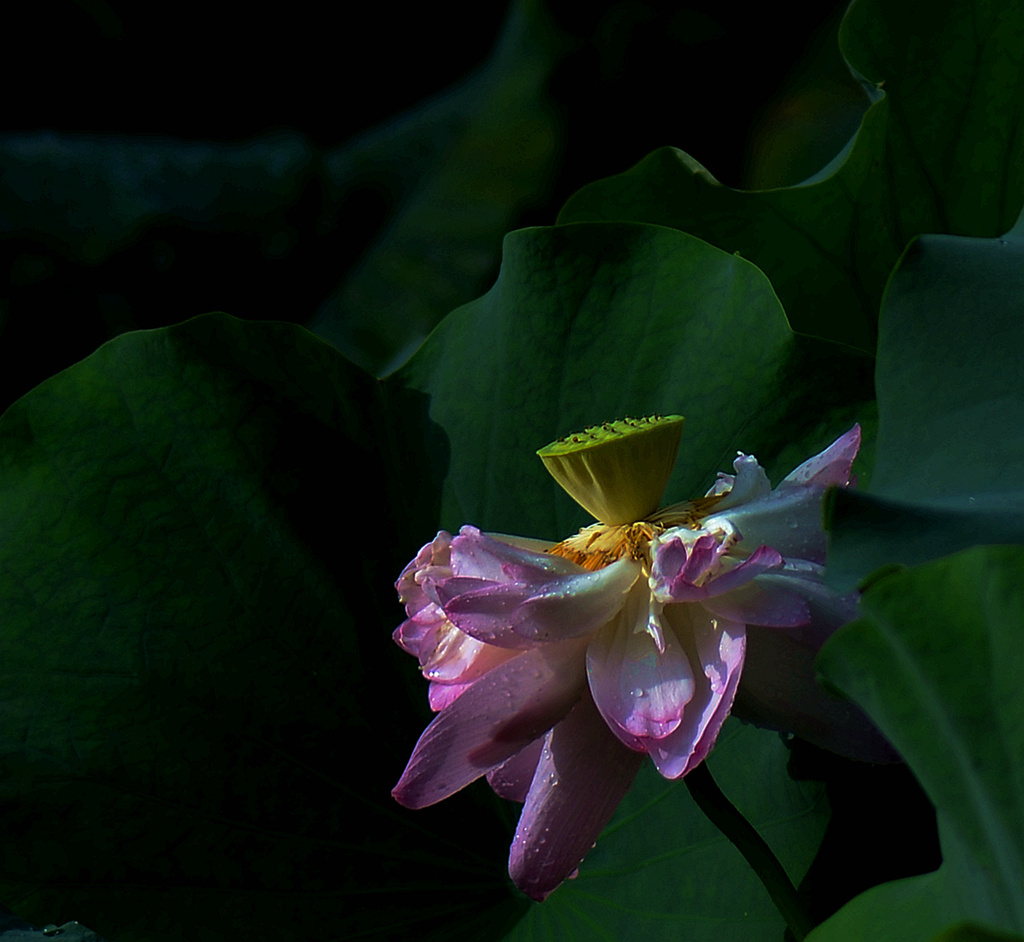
730, 556, 896, 761
428, 679, 474, 711
439, 557, 639, 647
394, 601, 517, 692
710, 453, 772, 510
753, 559, 859, 642
396, 531, 453, 614
651, 539, 782, 604
491, 533, 560, 554
780, 425, 860, 489
586, 587, 697, 747
702, 580, 810, 628
705, 471, 735, 498
392, 606, 446, 661
696, 427, 861, 565
680, 533, 719, 584
421, 626, 517, 685
735, 623, 898, 763
702, 544, 783, 596
654, 536, 688, 581
392, 639, 589, 809
508, 693, 644, 901
450, 526, 581, 581
436, 579, 548, 649
644, 605, 746, 779
649, 532, 719, 602
487, 739, 544, 802
702, 486, 831, 564
513, 558, 639, 642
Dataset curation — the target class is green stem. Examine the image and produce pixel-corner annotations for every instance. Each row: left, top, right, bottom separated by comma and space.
684, 762, 815, 941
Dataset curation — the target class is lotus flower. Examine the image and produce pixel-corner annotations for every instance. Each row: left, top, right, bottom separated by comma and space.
392, 417, 886, 900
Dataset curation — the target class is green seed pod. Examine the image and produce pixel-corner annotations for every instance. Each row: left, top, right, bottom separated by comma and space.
536, 415, 685, 525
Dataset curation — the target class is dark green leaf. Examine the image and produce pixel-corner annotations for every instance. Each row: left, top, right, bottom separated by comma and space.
0, 313, 519, 940
810, 546, 1024, 941
827, 214, 1024, 588
391, 221, 872, 543
557, 0, 1024, 351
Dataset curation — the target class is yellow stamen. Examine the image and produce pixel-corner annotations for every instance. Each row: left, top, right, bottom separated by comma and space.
649, 493, 727, 529
549, 521, 661, 571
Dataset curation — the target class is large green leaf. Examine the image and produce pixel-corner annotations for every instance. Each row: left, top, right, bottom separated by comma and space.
557, 0, 1024, 351
827, 213, 1024, 588
0, 314, 524, 940
504, 721, 827, 942
809, 546, 1024, 941
391, 220, 872, 543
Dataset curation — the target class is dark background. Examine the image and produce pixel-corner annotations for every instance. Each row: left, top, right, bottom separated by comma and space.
0, 0, 863, 398
2, 1, 856, 176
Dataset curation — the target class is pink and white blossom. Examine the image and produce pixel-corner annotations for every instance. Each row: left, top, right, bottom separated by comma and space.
392, 422, 889, 900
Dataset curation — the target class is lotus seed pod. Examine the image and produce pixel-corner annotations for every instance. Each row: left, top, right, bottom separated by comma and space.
537, 415, 685, 525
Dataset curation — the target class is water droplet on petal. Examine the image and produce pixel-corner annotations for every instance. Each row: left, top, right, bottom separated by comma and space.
630, 687, 646, 698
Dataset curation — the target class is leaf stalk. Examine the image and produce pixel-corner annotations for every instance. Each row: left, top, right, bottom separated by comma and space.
684, 762, 815, 941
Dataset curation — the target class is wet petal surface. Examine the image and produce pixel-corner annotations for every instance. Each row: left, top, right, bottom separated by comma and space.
509, 693, 644, 901
393, 639, 589, 809
586, 586, 697, 748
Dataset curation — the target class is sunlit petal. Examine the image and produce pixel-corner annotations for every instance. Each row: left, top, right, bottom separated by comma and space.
780, 424, 860, 489
438, 557, 640, 647
392, 420, 882, 902
644, 606, 746, 779
393, 639, 589, 809
587, 585, 697, 747
509, 694, 644, 901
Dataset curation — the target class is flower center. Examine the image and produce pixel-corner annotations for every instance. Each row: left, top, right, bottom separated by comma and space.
538, 415, 731, 572
547, 493, 728, 572
548, 521, 661, 571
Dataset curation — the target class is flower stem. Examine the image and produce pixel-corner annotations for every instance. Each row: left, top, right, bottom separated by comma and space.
684, 762, 815, 941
